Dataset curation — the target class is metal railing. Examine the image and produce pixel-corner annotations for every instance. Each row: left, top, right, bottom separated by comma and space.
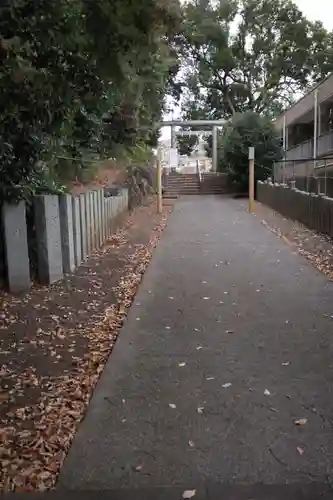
273, 156, 333, 197
285, 130, 333, 162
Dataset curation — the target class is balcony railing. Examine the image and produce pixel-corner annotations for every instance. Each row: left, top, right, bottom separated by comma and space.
285, 130, 333, 161
285, 139, 313, 161
317, 130, 333, 157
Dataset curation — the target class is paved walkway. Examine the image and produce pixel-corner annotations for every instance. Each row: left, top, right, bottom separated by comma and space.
59, 196, 333, 498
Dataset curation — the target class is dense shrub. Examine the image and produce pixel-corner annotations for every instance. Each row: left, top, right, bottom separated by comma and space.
0, 0, 180, 202
219, 112, 282, 192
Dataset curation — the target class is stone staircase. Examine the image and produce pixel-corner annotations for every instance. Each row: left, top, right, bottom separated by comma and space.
163, 172, 228, 196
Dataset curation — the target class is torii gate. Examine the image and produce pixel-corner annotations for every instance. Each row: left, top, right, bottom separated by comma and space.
161, 119, 226, 172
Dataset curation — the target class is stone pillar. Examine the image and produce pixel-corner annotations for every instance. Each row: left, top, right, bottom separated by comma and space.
92, 191, 98, 249
35, 195, 63, 284
124, 188, 128, 212
212, 126, 218, 172
171, 126, 177, 149
101, 191, 106, 243
85, 192, 92, 255
59, 194, 75, 274
107, 198, 112, 236
72, 196, 82, 267
79, 194, 87, 260
98, 189, 103, 247
2, 201, 31, 293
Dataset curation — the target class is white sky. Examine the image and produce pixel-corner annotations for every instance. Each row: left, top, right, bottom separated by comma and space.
161, 0, 333, 140
295, 0, 333, 29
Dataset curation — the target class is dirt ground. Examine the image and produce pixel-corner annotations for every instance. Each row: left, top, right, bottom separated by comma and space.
254, 201, 333, 280
0, 198, 173, 492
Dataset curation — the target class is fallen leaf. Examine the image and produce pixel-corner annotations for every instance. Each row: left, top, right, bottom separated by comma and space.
183, 490, 196, 499
297, 446, 304, 455
0, 391, 9, 402
264, 389, 271, 396
118, 303, 126, 314
294, 418, 307, 426
169, 403, 176, 409
222, 383, 232, 388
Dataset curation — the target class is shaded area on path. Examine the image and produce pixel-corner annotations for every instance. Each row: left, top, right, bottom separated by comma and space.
60, 196, 333, 495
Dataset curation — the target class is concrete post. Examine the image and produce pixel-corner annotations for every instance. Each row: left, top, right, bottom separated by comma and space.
2, 201, 31, 293
85, 192, 92, 255
35, 195, 63, 284
101, 190, 106, 243
171, 126, 177, 149
72, 196, 82, 267
79, 194, 87, 259
108, 198, 112, 235
98, 189, 103, 247
90, 191, 96, 250
212, 126, 218, 172
59, 194, 75, 274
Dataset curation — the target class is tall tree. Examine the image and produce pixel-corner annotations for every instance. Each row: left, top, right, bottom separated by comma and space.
176, 0, 333, 120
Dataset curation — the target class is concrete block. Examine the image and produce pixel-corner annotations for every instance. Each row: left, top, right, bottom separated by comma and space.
35, 195, 63, 284
79, 194, 88, 259
85, 192, 92, 255
2, 201, 31, 293
72, 196, 82, 267
59, 194, 75, 274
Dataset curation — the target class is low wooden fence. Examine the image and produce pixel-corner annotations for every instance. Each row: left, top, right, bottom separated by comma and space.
0, 188, 128, 293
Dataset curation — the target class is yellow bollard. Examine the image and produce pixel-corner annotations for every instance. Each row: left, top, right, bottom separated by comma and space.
157, 159, 163, 214
248, 147, 255, 213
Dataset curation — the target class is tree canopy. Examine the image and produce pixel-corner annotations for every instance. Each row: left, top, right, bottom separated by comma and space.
175, 0, 333, 123
0, 0, 181, 201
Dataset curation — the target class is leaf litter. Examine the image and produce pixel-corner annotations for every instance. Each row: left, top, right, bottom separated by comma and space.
0, 200, 172, 492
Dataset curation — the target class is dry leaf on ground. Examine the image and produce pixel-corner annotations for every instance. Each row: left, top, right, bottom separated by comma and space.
183, 490, 196, 498
294, 418, 307, 426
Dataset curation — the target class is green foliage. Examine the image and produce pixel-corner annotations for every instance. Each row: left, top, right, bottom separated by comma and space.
176, 0, 333, 119
0, 0, 181, 202
220, 112, 282, 191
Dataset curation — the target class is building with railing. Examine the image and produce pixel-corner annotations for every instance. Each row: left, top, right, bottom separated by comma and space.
274, 73, 333, 191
